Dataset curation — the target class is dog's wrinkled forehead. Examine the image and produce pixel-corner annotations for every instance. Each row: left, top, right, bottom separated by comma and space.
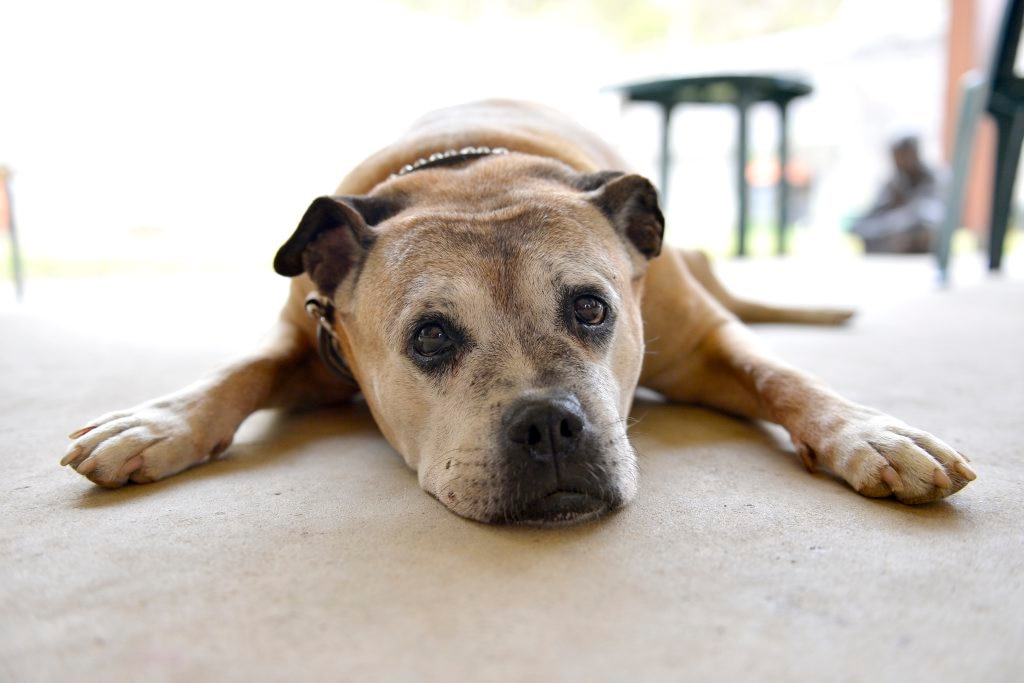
273, 154, 664, 308
367, 202, 624, 329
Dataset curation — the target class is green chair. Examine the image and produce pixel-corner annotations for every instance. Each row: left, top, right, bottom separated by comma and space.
937, 0, 1023, 282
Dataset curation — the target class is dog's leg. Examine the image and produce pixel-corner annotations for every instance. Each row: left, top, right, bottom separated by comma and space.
61, 319, 353, 487
640, 250, 976, 503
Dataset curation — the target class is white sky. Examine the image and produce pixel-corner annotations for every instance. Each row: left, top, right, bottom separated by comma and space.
1, 0, 955, 266
1, 0, 633, 262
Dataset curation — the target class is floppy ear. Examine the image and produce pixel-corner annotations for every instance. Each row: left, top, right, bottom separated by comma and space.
576, 171, 665, 259
273, 195, 398, 293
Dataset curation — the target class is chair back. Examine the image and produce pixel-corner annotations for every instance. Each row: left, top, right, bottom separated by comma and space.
989, 0, 1024, 113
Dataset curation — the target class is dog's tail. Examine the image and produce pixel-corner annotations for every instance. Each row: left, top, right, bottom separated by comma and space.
680, 250, 855, 326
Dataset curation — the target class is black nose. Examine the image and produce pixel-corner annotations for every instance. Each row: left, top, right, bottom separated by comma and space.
504, 392, 585, 464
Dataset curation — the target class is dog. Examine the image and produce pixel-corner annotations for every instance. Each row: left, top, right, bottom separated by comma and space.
61, 100, 975, 524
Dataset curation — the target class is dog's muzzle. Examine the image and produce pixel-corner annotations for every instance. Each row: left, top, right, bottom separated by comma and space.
499, 390, 617, 525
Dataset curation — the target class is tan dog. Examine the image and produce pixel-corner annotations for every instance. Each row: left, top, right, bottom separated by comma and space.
61, 101, 975, 524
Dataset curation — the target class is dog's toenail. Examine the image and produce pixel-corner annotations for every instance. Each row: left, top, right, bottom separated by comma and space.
60, 446, 83, 466
76, 458, 98, 475
953, 461, 976, 481
119, 454, 144, 477
881, 465, 903, 492
68, 426, 94, 439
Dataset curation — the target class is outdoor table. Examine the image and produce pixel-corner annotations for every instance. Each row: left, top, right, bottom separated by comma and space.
614, 74, 813, 256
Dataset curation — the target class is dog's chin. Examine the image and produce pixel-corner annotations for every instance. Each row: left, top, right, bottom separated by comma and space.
508, 491, 612, 527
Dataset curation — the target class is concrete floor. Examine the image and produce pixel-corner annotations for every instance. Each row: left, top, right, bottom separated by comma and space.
1, 254, 1022, 682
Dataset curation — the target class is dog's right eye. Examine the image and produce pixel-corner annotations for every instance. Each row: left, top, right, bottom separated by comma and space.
573, 295, 607, 326
413, 322, 454, 358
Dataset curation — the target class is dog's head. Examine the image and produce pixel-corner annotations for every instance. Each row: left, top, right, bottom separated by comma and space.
274, 154, 664, 524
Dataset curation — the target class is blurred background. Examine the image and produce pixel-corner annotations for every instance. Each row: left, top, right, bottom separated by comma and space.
0, 0, 1016, 285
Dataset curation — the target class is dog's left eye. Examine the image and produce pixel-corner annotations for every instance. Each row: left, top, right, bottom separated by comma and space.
573, 295, 607, 326
414, 323, 454, 357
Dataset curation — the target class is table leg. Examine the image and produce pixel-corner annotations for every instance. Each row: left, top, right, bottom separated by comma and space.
658, 103, 674, 205
777, 101, 790, 256
736, 101, 750, 257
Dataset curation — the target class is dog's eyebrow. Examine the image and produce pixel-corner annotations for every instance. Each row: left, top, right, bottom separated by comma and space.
383, 277, 466, 347
551, 265, 622, 305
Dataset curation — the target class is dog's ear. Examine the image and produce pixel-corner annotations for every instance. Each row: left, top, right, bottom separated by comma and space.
273, 195, 398, 292
575, 171, 664, 259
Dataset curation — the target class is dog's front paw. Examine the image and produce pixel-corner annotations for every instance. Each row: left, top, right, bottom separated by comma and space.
799, 411, 976, 504
61, 398, 232, 488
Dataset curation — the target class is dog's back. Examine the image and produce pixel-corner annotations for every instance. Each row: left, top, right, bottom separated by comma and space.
337, 100, 624, 194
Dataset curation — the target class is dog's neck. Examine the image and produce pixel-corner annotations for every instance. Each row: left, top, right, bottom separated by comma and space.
389, 146, 509, 179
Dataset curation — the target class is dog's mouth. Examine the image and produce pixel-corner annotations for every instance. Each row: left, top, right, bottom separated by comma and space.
509, 490, 610, 526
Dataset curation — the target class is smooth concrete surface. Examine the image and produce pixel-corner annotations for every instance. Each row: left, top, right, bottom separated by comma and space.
2, 255, 1022, 682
